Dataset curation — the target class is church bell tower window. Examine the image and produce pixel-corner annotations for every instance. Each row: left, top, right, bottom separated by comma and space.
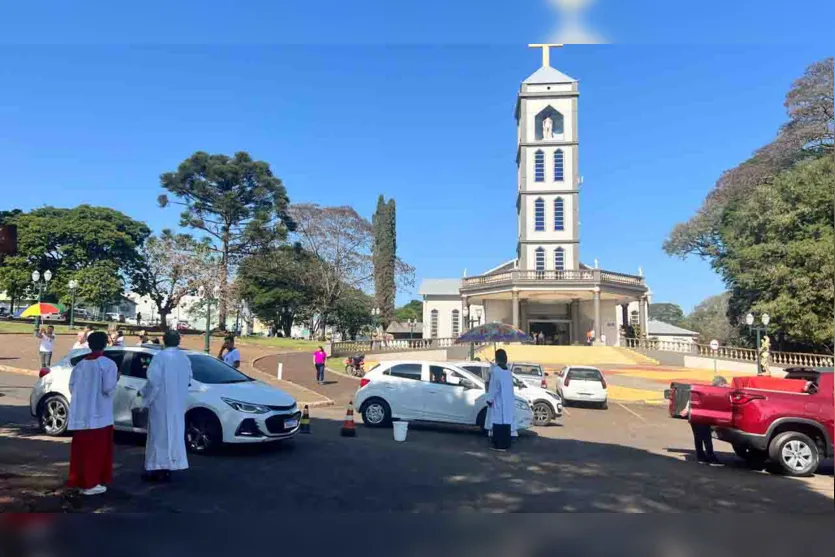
534, 150, 545, 182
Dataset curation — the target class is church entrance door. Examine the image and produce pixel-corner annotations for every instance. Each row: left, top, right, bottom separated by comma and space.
529, 320, 571, 346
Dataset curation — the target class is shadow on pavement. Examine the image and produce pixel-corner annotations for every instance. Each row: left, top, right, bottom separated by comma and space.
2, 400, 833, 513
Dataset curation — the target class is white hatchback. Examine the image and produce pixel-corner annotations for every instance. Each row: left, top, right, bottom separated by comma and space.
555, 366, 608, 409
353, 360, 533, 432
30, 345, 301, 453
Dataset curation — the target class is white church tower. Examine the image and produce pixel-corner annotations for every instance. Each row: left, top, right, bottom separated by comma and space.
515, 44, 580, 272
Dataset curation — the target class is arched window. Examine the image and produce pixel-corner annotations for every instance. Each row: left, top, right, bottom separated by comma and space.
554, 247, 565, 271
554, 197, 564, 231
451, 309, 460, 338
554, 149, 564, 181
535, 247, 545, 271
534, 150, 545, 182
430, 309, 439, 338
534, 198, 545, 231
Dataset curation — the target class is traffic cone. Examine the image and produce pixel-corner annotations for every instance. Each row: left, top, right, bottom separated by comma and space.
340, 402, 357, 437
300, 405, 311, 434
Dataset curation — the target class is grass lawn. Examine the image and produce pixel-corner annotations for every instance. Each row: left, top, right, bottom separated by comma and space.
236, 336, 319, 350
0, 321, 78, 334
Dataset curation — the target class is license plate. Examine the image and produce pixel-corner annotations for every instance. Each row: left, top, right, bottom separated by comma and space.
284, 419, 299, 429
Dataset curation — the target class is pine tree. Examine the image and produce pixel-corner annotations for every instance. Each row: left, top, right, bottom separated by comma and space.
373, 195, 397, 328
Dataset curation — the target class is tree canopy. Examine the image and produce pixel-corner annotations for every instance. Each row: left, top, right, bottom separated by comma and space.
373, 195, 397, 328
648, 303, 685, 326
159, 151, 295, 327
663, 57, 834, 351
0, 206, 150, 308
394, 300, 422, 322
682, 293, 737, 345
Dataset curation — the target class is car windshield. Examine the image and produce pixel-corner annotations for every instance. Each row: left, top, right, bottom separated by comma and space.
188, 354, 253, 384
512, 364, 543, 376
569, 368, 603, 381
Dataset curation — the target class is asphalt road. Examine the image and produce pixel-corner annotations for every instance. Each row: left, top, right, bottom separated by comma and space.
1, 370, 832, 512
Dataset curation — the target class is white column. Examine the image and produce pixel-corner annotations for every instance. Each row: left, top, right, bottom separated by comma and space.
512, 290, 520, 329
639, 295, 647, 337
593, 287, 601, 345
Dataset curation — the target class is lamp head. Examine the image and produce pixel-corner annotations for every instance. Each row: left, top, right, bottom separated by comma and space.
43, 270, 52, 282
32, 270, 40, 282
761, 313, 770, 326
745, 313, 754, 326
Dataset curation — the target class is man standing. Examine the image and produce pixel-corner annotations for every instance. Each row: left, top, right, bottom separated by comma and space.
36, 325, 55, 368
136, 311, 142, 326
141, 330, 192, 482
67, 331, 118, 495
486, 349, 515, 452
218, 335, 241, 369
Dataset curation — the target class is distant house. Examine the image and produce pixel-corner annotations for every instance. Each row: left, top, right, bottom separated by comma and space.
386, 321, 423, 340
646, 319, 700, 345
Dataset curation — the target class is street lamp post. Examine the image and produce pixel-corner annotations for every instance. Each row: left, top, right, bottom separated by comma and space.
68, 279, 79, 329
407, 318, 416, 347
462, 306, 475, 360
31, 270, 52, 332
371, 307, 381, 348
745, 312, 771, 375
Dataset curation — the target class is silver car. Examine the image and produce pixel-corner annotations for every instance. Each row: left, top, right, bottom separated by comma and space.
510, 362, 548, 389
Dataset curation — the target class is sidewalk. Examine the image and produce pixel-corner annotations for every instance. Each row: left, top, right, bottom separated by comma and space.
253, 352, 358, 407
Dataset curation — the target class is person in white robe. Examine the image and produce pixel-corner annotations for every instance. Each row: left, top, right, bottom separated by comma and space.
485, 348, 515, 451
140, 330, 192, 482
484, 364, 519, 439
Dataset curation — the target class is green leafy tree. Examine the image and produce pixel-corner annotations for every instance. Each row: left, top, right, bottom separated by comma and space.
683, 293, 737, 345
720, 155, 834, 351
330, 287, 374, 341
0, 206, 150, 310
372, 195, 397, 328
159, 151, 295, 329
394, 300, 422, 322
132, 231, 216, 330
237, 245, 318, 337
648, 303, 685, 326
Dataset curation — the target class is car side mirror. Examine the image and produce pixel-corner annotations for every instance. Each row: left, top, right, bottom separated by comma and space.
461, 379, 476, 390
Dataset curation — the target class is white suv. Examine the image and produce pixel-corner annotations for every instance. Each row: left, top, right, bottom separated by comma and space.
30, 346, 301, 453
354, 360, 533, 432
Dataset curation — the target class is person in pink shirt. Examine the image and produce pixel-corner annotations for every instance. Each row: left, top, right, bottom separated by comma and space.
313, 346, 327, 385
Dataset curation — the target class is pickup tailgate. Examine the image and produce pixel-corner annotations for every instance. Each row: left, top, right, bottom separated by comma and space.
688, 385, 733, 427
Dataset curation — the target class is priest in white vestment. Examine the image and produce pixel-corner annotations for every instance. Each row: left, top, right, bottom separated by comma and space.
140, 330, 192, 482
486, 348, 516, 452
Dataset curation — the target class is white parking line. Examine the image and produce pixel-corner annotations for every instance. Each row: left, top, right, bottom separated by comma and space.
617, 402, 647, 423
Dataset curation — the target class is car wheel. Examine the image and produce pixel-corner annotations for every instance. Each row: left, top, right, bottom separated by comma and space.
38, 394, 69, 436
769, 431, 819, 477
186, 410, 222, 454
531, 401, 553, 426
476, 408, 488, 435
599, 401, 608, 410
361, 399, 391, 428
732, 444, 767, 469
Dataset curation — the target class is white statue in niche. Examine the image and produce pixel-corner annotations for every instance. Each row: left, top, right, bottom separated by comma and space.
542, 116, 553, 139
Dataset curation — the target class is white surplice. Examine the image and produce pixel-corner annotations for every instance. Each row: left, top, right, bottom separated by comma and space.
67, 355, 118, 431
141, 347, 192, 471
485, 363, 515, 427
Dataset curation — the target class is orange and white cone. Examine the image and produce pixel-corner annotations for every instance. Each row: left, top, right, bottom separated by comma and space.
300, 405, 311, 434
340, 402, 357, 437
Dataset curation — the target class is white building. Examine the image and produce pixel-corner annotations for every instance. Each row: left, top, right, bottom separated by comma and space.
420, 46, 650, 346
646, 319, 699, 346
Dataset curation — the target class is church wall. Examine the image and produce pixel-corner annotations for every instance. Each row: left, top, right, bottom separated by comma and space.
484, 299, 512, 325
422, 296, 465, 339
523, 244, 577, 271
578, 299, 621, 346
522, 98, 576, 143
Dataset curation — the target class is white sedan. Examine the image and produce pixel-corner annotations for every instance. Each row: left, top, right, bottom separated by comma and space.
555, 366, 608, 409
353, 360, 533, 432
30, 346, 301, 453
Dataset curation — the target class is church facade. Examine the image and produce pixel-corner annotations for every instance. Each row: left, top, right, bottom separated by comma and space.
420, 47, 651, 346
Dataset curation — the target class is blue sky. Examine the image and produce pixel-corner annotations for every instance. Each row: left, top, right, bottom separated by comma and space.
1, 1, 832, 312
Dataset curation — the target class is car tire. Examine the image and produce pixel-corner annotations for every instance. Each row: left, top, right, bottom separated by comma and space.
768, 431, 820, 477
531, 401, 553, 426
732, 444, 767, 469
185, 410, 222, 454
38, 394, 70, 436
476, 408, 488, 435
599, 401, 608, 410
361, 399, 391, 428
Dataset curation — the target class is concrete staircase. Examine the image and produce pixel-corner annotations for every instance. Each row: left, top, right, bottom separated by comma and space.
476, 345, 660, 367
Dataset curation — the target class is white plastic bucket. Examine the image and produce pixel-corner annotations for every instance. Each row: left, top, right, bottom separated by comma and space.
392, 421, 409, 442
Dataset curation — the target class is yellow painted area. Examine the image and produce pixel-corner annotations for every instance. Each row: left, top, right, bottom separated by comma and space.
476, 345, 658, 366
615, 348, 660, 366
606, 384, 665, 404
614, 368, 753, 382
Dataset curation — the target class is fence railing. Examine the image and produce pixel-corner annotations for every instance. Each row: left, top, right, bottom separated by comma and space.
461, 268, 645, 289
623, 338, 835, 368
331, 337, 460, 356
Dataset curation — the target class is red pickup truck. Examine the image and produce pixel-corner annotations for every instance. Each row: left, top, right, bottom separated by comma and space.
668, 367, 833, 477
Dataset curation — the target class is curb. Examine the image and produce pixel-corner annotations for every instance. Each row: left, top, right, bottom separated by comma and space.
0, 364, 38, 377
250, 353, 335, 408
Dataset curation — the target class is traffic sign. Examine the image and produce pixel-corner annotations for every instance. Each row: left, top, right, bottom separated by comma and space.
709, 339, 719, 351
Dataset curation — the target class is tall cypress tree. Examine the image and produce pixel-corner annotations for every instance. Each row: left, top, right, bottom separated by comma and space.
373, 195, 396, 328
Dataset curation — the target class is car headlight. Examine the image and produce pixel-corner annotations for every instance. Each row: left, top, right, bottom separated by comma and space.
222, 397, 270, 414
515, 399, 530, 411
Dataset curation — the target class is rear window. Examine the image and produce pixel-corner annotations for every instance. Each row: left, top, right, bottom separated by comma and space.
386, 363, 422, 381
512, 364, 543, 377
568, 368, 603, 381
